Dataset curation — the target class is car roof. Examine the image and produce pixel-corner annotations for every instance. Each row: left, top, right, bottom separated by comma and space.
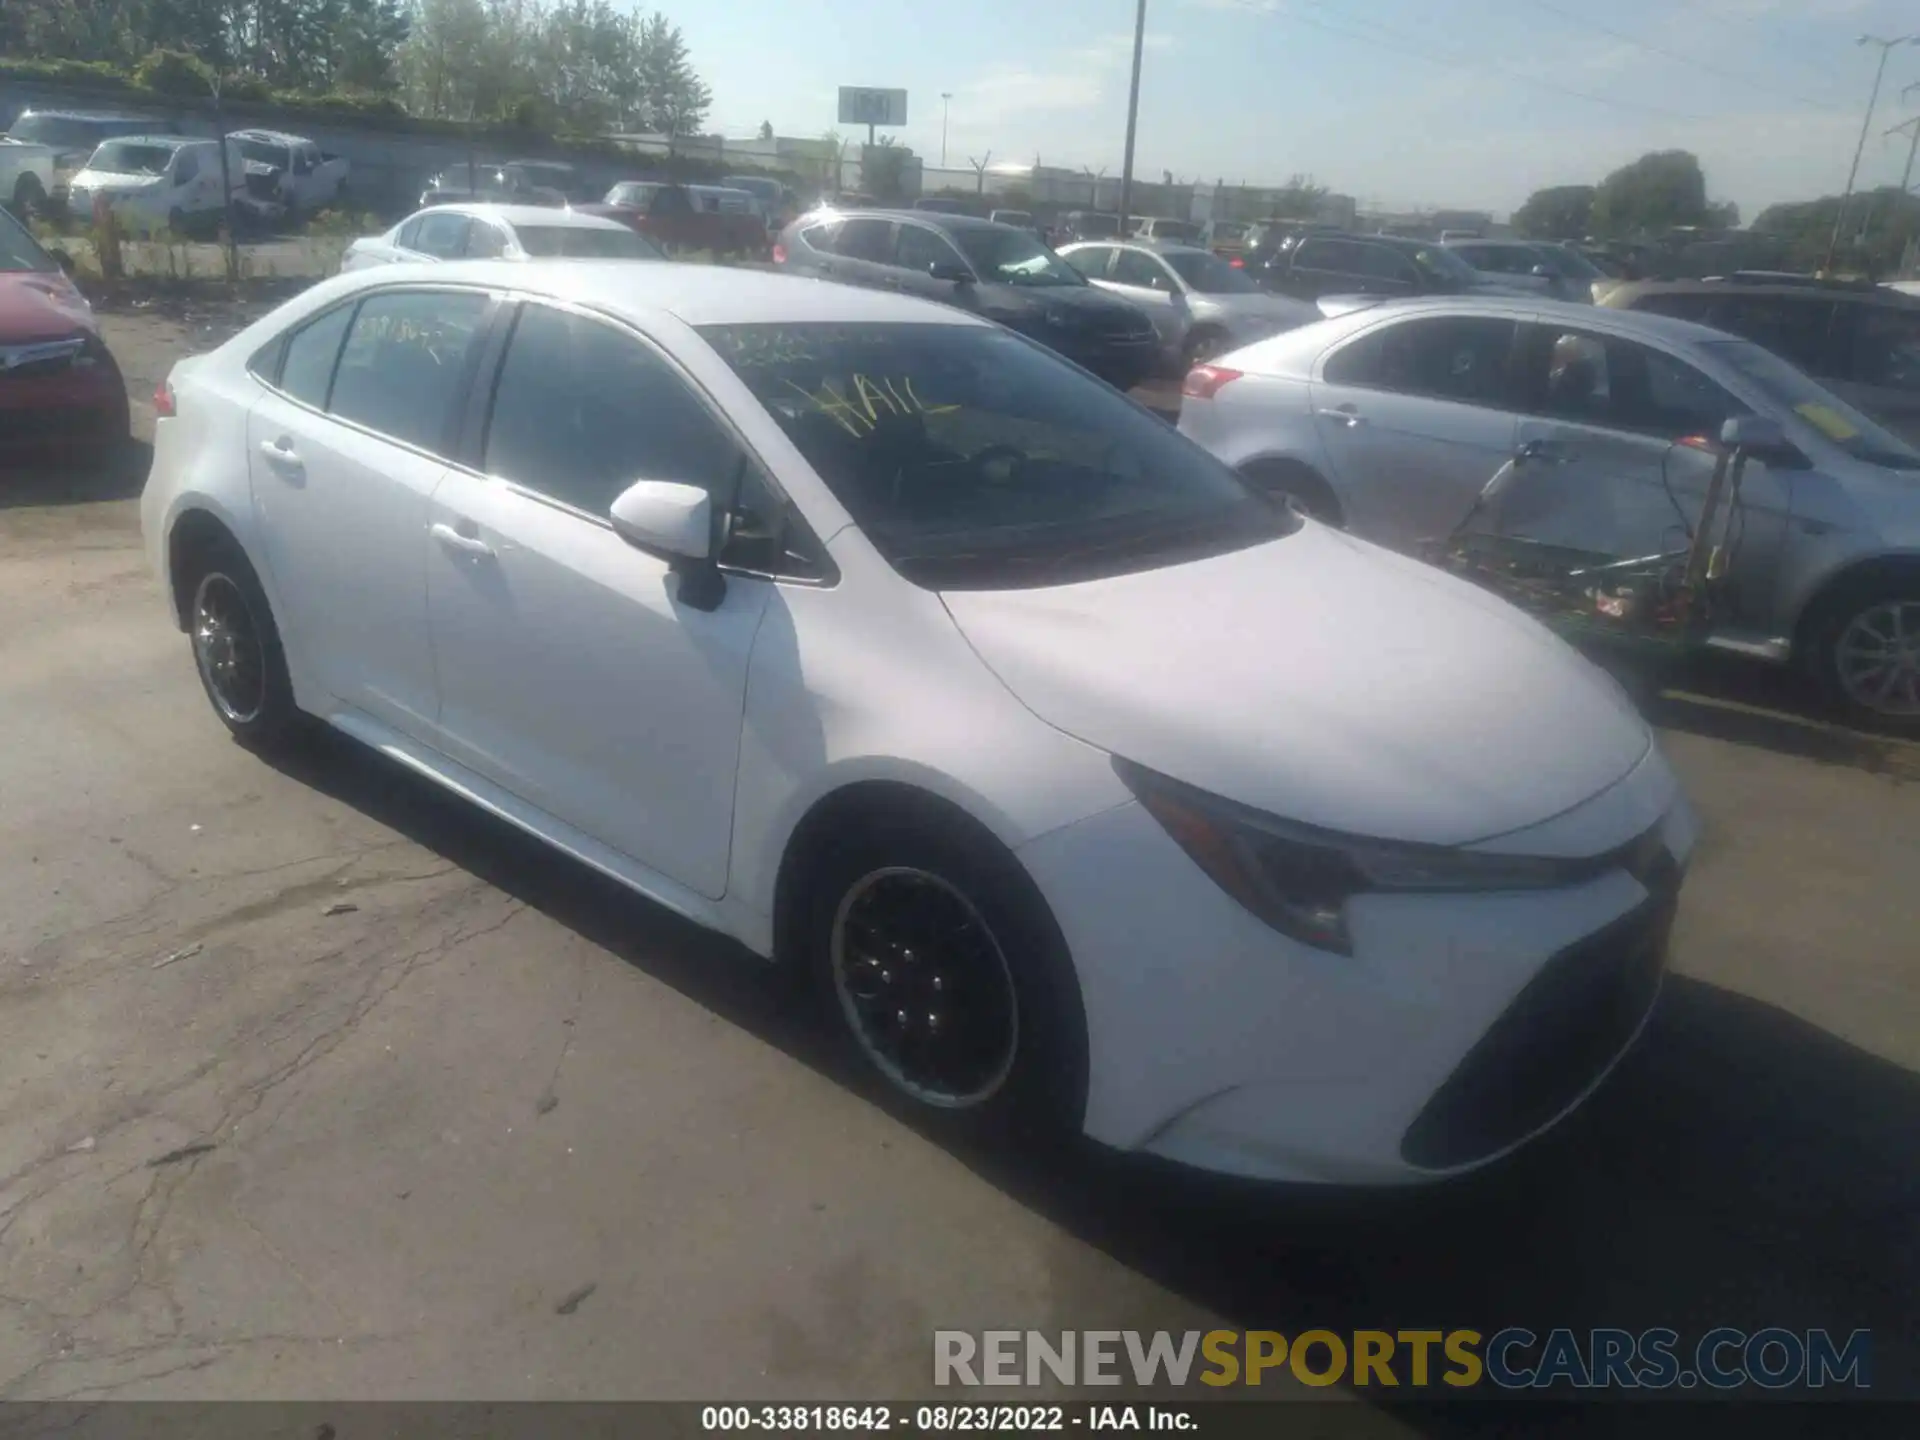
1446, 237, 1539, 247
428, 203, 628, 229
1317, 293, 1736, 344
1065, 238, 1211, 259
230, 128, 309, 145
1610, 276, 1919, 307
19, 109, 156, 122
819, 208, 1019, 234
343, 260, 990, 329
96, 134, 198, 149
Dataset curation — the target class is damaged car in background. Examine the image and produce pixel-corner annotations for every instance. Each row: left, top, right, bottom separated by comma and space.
1180, 296, 1920, 731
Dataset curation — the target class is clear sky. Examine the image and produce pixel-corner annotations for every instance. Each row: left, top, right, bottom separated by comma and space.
673, 0, 1920, 220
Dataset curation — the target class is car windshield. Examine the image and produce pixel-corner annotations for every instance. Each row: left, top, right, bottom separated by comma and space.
1210, 223, 1249, 242
1148, 220, 1201, 242
8, 115, 104, 148
951, 228, 1083, 287
88, 141, 175, 176
0, 206, 57, 273
1164, 250, 1259, 293
1075, 213, 1121, 238
513, 225, 659, 258
699, 322, 1291, 588
235, 138, 289, 167
1707, 339, 1920, 470
1407, 243, 1481, 284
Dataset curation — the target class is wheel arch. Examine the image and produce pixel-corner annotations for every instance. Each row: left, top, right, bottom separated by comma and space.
1236, 454, 1346, 525
1789, 549, 1920, 663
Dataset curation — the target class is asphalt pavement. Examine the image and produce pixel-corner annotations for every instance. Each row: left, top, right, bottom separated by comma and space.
0, 313, 1915, 1423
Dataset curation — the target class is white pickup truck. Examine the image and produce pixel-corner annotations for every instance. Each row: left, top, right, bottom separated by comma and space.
0, 137, 55, 216
229, 129, 349, 216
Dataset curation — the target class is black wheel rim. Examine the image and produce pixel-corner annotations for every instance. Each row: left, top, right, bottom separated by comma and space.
830, 867, 1019, 1108
192, 572, 267, 724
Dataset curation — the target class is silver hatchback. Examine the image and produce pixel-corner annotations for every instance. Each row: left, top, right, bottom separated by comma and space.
1059, 239, 1319, 370
1178, 295, 1920, 730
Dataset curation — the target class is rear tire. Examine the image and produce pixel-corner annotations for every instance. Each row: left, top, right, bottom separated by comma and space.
799, 810, 1086, 1144
1239, 459, 1345, 526
180, 535, 301, 749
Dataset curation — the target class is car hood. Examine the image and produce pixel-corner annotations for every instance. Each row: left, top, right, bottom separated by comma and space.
991, 284, 1154, 333
939, 525, 1651, 846
72, 169, 165, 191
0, 272, 97, 343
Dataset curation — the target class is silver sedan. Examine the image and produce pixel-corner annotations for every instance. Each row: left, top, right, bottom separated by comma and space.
1178, 294, 1920, 730
1059, 239, 1319, 369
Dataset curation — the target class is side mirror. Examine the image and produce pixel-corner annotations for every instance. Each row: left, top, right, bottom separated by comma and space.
50, 248, 75, 275
1720, 414, 1799, 465
929, 260, 972, 284
609, 479, 727, 609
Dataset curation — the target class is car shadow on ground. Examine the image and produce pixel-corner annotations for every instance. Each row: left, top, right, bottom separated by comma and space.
0, 440, 151, 510
263, 727, 1918, 1434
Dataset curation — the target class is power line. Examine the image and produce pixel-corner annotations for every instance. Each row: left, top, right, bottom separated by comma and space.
1263, 2, 1711, 122
1516, 0, 1849, 112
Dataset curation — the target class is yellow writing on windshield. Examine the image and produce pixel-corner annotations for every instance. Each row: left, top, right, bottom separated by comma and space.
783, 374, 959, 437
1794, 402, 1858, 442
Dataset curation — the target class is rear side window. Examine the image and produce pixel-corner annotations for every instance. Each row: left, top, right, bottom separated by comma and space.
1357, 245, 1419, 283
1295, 238, 1361, 273
411, 213, 471, 258
799, 220, 839, 251
1708, 294, 1840, 377
173, 149, 199, 183
328, 290, 490, 452
1845, 305, 1920, 392
835, 218, 894, 262
277, 303, 354, 407
1064, 246, 1114, 279
1324, 316, 1518, 406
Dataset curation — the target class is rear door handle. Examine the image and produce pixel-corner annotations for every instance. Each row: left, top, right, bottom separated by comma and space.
1317, 406, 1365, 428
431, 521, 495, 559
257, 438, 303, 470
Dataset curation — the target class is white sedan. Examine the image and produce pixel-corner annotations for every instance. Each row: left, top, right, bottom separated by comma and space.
341, 203, 661, 270
141, 262, 1695, 1185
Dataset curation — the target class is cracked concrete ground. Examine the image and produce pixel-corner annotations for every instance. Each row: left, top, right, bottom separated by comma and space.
0, 314, 1914, 1423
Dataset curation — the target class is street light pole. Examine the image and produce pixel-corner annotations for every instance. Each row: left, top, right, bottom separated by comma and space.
1827, 34, 1915, 272
1117, 0, 1147, 234
941, 93, 952, 168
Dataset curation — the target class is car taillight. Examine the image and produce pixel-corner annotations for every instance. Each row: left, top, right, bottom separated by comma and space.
771, 243, 788, 264
154, 380, 176, 418
1182, 365, 1242, 400
1229, 255, 1244, 268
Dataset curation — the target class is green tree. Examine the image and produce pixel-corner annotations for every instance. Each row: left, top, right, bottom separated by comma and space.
1267, 173, 1328, 220
1590, 150, 1709, 238
636, 10, 710, 140
1512, 184, 1594, 241
1754, 187, 1920, 275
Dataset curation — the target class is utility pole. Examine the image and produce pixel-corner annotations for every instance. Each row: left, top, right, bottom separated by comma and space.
1827, 34, 1915, 272
940, 93, 952, 168
1117, 0, 1147, 234
1888, 82, 1920, 276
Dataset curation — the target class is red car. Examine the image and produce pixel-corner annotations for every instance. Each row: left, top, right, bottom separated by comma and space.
0, 207, 128, 459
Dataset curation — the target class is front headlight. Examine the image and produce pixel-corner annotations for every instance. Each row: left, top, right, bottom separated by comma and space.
1114, 758, 1587, 955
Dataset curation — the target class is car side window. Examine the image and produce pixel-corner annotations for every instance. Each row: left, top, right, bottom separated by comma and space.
1295, 238, 1360, 273
412, 213, 470, 258
276, 303, 355, 408
484, 304, 825, 576
894, 224, 965, 273
1845, 305, 1920, 392
328, 290, 490, 453
1357, 245, 1419, 284
1323, 316, 1518, 406
1064, 246, 1114, 280
1522, 326, 1747, 439
1113, 250, 1173, 291
465, 222, 507, 259
173, 149, 199, 184
799, 220, 839, 251
397, 217, 423, 249
835, 218, 894, 262
1710, 295, 1839, 377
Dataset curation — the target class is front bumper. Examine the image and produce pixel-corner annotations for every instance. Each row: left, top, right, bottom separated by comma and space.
1017, 747, 1695, 1185
0, 353, 129, 456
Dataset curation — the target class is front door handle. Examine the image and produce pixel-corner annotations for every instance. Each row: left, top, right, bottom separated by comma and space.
257, 437, 303, 471
1317, 406, 1365, 428
431, 521, 495, 559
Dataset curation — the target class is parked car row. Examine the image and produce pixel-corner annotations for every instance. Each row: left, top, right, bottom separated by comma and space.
1, 108, 351, 235
140, 256, 1700, 1189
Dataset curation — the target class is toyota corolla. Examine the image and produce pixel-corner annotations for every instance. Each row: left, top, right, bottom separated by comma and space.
141, 262, 1695, 1184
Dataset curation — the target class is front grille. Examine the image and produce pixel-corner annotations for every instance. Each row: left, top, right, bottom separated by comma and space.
1400, 878, 1676, 1171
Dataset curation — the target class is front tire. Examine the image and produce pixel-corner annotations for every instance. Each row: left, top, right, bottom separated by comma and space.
183, 538, 300, 748
1806, 576, 1920, 734
801, 813, 1086, 1141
